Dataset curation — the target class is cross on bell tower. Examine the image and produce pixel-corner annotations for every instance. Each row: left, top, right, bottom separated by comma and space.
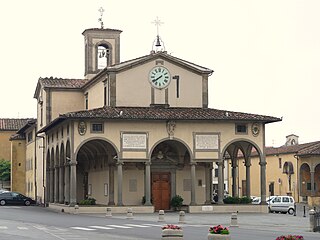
98, 7, 105, 29
152, 17, 165, 52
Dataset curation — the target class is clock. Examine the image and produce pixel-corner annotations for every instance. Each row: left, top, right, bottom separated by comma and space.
251, 123, 260, 137
78, 121, 87, 136
148, 66, 171, 89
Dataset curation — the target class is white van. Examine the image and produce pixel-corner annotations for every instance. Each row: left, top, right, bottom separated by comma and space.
269, 196, 295, 214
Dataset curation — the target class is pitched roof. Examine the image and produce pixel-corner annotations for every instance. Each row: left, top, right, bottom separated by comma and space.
38, 106, 281, 133
0, 118, 35, 131
39, 77, 89, 89
297, 142, 320, 156
265, 141, 320, 155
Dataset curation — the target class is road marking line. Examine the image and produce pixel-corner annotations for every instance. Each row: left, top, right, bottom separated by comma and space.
70, 227, 96, 231
0, 226, 8, 229
125, 224, 150, 228
17, 227, 28, 230
142, 224, 163, 227
88, 226, 114, 230
106, 225, 132, 229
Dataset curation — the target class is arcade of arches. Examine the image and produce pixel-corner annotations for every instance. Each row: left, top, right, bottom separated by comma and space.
45, 138, 267, 209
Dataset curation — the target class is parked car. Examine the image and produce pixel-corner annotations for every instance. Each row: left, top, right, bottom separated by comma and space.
0, 189, 8, 194
251, 196, 275, 205
0, 191, 36, 206
269, 195, 295, 214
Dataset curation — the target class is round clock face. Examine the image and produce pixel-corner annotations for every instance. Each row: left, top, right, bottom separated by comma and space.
148, 66, 171, 89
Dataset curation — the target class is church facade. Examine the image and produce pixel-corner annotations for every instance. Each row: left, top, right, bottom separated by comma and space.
28, 26, 281, 211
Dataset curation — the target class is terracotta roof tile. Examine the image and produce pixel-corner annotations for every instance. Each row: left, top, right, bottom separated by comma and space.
0, 118, 35, 131
39, 77, 89, 89
61, 106, 281, 122
297, 142, 320, 156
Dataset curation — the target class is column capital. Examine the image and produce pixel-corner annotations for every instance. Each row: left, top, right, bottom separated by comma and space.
116, 161, 124, 166
259, 161, 267, 166
190, 162, 197, 166
69, 160, 77, 166
145, 161, 151, 166
216, 161, 224, 166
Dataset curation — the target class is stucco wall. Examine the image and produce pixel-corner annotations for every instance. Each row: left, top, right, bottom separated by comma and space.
0, 131, 15, 160
11, 139, 26, 193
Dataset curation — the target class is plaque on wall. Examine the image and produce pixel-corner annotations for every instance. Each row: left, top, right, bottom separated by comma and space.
195, 134, 219, 150
122, 133, 147, 150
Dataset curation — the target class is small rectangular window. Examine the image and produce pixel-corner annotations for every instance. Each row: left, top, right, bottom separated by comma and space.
278, 158, 282, 168
214, 168, 219, 177
91, 123, 103, 133
235, 124, 247, 134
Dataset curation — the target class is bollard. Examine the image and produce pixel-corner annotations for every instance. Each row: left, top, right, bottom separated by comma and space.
158, 210, 165, 222
178, 211, 186, 224
74, 204, 79, 215
309, 209, 315, 232
230, 212, 239, 227
126, 207, 133, 219
106, 207, 112, 217
303, 205, 306, 217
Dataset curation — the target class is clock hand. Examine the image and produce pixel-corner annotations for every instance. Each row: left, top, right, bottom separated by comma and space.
152, 75, 163, 82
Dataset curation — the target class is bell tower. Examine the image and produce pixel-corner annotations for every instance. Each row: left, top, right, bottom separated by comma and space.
82, 7, 122, 79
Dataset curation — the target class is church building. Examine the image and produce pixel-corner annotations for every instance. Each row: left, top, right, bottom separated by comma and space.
27, 14, 281, 212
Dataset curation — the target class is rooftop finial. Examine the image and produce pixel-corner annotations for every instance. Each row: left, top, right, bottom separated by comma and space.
98, 7, 105, 29
151, 17, 165, 52
152, 16, 163, 36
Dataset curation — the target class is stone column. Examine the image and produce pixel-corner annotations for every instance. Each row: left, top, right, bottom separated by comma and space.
49, 167, 54, 203
69, 159, 77, 207
310, 171, 315, 196
59, 165, 64, 203
205, 163, 212, 204
245, 159, 251, 197
117, 161, 123, 206
190, 162, 197, 205
145, 162, 152, 205
46, 168, 50, 205
259, 160, 267, 204
108, 164, 115, 205
64, 164, 70, 205
232, 160, 238, 197
54, 166, 59, 203
217, 161, 224, 204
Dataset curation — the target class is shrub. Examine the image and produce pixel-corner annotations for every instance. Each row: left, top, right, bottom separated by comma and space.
79, 197, 96, 205
170, 195, 183, 210
223, 196, 252, 204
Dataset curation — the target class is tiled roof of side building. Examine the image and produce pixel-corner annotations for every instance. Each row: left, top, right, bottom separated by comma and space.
39, 77, 89, 89
0, 118, 36, 131
297, 142, 320, 156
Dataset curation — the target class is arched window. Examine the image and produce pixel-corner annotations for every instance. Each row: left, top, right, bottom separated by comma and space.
97, 45, 110, 69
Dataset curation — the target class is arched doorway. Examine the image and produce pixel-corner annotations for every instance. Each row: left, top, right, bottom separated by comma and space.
150, 140, 191, 210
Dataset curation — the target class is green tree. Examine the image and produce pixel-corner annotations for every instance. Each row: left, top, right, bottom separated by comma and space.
0, 159, 11, 183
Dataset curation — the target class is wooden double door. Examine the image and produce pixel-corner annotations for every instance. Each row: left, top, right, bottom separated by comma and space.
152, 172, 171, 210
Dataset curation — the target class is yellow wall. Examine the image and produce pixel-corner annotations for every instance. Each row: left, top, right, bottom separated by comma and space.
0, 130, 16, 160
11, 139, 26, 193
235, 153, 298, 201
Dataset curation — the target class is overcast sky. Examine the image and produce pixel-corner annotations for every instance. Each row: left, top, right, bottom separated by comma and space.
1, 0, 319, 147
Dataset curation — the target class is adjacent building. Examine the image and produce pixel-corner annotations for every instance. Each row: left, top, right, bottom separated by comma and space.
234, 134, 320, 206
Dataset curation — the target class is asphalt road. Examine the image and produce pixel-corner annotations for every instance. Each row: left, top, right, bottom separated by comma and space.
0, 204, 319, 240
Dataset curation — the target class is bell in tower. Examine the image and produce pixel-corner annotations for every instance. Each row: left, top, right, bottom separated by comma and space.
82, 7, 122, 79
